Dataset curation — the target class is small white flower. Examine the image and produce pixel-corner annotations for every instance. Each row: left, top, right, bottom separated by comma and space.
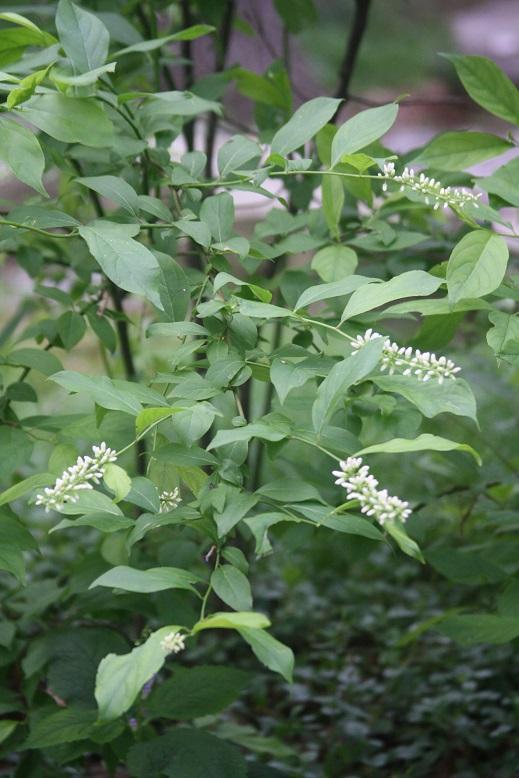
160, 631, 185, 655
35, 442, 117, 512
351, 330, 461, 384
379, 163, 482, 210
332, 456, 411, 526
159, 488, 182, 513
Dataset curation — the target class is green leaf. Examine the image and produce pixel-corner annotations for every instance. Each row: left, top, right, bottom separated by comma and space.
155, 253, 190, 321
436, 614, 519, 645
373, 375, 478, 423
90, 565, 201, 594
7, 65, 51, 110
95, 625, 184, 720
50, 371, 143, 414
103, 463, 131, 502
384, 522, 424, 562
192, 612, 270, 632
294, 274, 374, 310
24, 707, 97, 749
154, 443, 217, 467
114, 24, 215, 56
57, 311, 86, 350
127, 729, 247, 778
0, 545, 26, 583
200, 193, 234, 242
413, 131, 512, 171
321, 173, 344, 238
208, 420, 289, 450
316, 513, 384, 541
271, 97, 341, 156
50, 61, 116, 87
78, 221, 161, 308
76, 175, 139, 215
355, 433, 481, 464
486, 310, 519, 366
445, 53, 519, 125
7, 348, 62, 376
214, 492, 259, 537
211, 565, 252, 611
135, 407, 184, 437
311, 245, 358, 282
126, 477, 161, 514
270, 359, 317, 404
341, 270, 442, 321
56, 0, 109, 73
256, 479, 325, 504
312, 337, 385, 432
476, 156, 519, 206
236, 299, 290, 319
174, 219, 211, 248
0, 118, 46, 196
331, 103, 398, 167
59, 490, 122, 516
218, 135, 261, 176
147, 665, 251, 720
51, 513, 134, 534
426, 549, 506, 585
238, 627, 294, 682
447, 230, 509, 303
0, 473, 54, 507
16, 95, 114, 148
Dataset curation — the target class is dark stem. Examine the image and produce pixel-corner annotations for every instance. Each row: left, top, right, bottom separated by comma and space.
180, 0, 195, 151
333, 0, 372, 110
204, 0, 235, 177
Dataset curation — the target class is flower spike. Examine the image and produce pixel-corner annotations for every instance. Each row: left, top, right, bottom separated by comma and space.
332, 456, 411, 526
379, 162, 482, 210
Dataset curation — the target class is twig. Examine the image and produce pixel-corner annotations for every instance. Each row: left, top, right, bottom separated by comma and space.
205, 0, 236, 177
333, 0, 372, 115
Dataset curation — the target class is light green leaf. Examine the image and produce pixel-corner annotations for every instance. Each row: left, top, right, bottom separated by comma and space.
341, 270, 442, 321
312, 337, 385, 432
413, 131, 512, 171
294, 274, 375, 310
50, 61, 116, 87
476, 156, 519, 206
192, 611, 270, 633
331, 103, 398, 167
236, 299, 290, 319
174, 219, 211, 248
56, 0, 109, 73
59, 490, 122, 516
208, 420, 289, 450
238, 627, 294, 682
78, 221, 161, 308
50, 513, 134, 534
0, 473, 54, 507
447, 230, 509, 303
50, 370, 143, 415
7, 348, 62, 376
24, 707, 97, 749
103, 463, 131, 502
271, 97, 341, 156
126, 477, 161, 514
211, 565, 252, 611
95, 625, 183, 720
16, 95, 114, 148
7, 65, 51, 110
0, 118, 46, 196
384, 522, 424, 562
114, 24, 215, 56
445, 53, 519, 125
135, 407, 184, 437
90, 565, 201, 594
355, 433, 481, 464
200, 193, 234, 242
373, 375, 478, 422
218, 135, 261, 176
486, 310, 519, 366
321, 173, 343, 238
76, 176, 139, 215
311, 245, 358, 282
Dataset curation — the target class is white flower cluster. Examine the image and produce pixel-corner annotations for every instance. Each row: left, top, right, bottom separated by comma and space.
332, 456, 412, 525
35, 442, 117, 512
160, 630, 185, 654
351, 328, 461, 384
379, 162, 482, 210
159, 488, 182, 513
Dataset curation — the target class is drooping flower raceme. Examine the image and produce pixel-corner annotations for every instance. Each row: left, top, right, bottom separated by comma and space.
379, 162, 482, 210
35, 442, 117, 512
159, 488, 182, 513
351, 328, 461, 384
160, 631, 186, 655
332, 456, 412, 526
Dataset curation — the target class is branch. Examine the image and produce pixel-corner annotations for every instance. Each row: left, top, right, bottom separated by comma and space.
205, 0, 236, 177
333, 0, 372, 113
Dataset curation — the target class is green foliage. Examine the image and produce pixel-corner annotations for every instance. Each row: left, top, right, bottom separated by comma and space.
0, 3, 517, 774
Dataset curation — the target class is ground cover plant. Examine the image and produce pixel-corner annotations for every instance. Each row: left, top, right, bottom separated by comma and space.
0, 1, 518, 775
